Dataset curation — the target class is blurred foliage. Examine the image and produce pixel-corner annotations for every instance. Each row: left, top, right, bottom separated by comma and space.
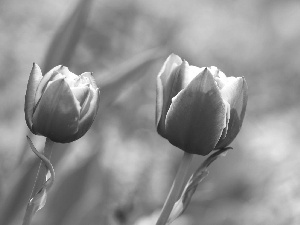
0, 0, 300, 225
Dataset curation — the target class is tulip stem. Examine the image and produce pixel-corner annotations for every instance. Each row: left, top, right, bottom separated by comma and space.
22, 138, 54, 225
156, 152, 193, 225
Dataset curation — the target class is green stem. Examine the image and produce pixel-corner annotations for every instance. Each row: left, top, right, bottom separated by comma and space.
156, 152, 193, 225
166, 147, 232, 224
22, 138, 54, 225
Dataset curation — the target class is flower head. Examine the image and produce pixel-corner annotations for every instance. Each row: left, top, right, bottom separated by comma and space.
25, 63, 100, 143
156, 54, 247, 155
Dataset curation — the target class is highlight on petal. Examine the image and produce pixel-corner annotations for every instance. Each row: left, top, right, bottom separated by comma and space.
73, 87, 100, 141
156, 54, 182, 137
25, 63, 43, 131
218, 100, 230, 141
168, 61, 204, 98
81, 72, 98, 90
219, 77, 243, 103
57, 65, 73, 76
179, 62, 205, 90
157, 54, 182, 87
34, 65, 64, 105
71, 86, 89, 106
215, 77, 248, 149
60, 66, 80, 86
165, 69, 226, 156
43, 65, 63, 77
32, 79, 81, 143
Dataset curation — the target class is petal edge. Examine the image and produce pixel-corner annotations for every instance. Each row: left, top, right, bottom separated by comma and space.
25, 63, 43, 131
215, 77, 248, 149
156, 54, 182, 137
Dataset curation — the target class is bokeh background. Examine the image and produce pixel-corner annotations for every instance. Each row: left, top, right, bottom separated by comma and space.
0, 0, 300, 224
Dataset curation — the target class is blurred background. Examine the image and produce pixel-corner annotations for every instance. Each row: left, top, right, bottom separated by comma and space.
0, 0, 300, 224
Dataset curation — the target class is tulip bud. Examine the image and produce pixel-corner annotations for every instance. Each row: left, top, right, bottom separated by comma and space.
25, 63, 100, 143
156, 54, 247, 155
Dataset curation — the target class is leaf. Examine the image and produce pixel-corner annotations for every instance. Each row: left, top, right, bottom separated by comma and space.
42, 151, 98, 225
29, 189, 47, 214
168, 170, 209, 225
26, 136, 55, 213
42, 0, 93, 72
167, 147, 232, 224
98, 48, 166, 108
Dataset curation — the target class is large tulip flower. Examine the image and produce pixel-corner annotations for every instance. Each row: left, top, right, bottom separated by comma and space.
156, 54, 247, 155
25, 64, 100, 143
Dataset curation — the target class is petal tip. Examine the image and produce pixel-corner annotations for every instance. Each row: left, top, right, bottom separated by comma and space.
31, 63, 42, 75
81, 72, 98, 90
25, 62, 44, 131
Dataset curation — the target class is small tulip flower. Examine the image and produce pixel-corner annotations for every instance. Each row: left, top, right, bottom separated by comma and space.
25, 64, 100, 143
156, 54, 248, 156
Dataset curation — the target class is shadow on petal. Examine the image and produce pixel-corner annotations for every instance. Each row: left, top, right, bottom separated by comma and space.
165, 70, 226, 156
156, 54, 182, 137
216, 78, 248, 149
32, 79, 80, 143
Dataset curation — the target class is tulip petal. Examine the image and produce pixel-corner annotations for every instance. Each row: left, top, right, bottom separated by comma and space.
34, 65, 64, 105
165, 69, 226, 156
81, 72, 98, 90
25, 63, 43, 131
57, 66, 76, 77
60, 66, 80, 86
156, 54, 182, 137
32, 78, 81, 143
71, 86, 89, 106
177, 62, 204, 90
73, 71, 100, 140
166, 61, 206, 100
74, 87, 100, 140
215, 77, 248, 149
219, 100, 230, 141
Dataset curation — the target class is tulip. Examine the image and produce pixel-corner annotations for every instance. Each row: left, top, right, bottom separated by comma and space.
156, 54, 247, 156
25, 63, 100, 143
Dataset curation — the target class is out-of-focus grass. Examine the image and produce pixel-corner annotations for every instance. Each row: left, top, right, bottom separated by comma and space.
0, 0, 300, 225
